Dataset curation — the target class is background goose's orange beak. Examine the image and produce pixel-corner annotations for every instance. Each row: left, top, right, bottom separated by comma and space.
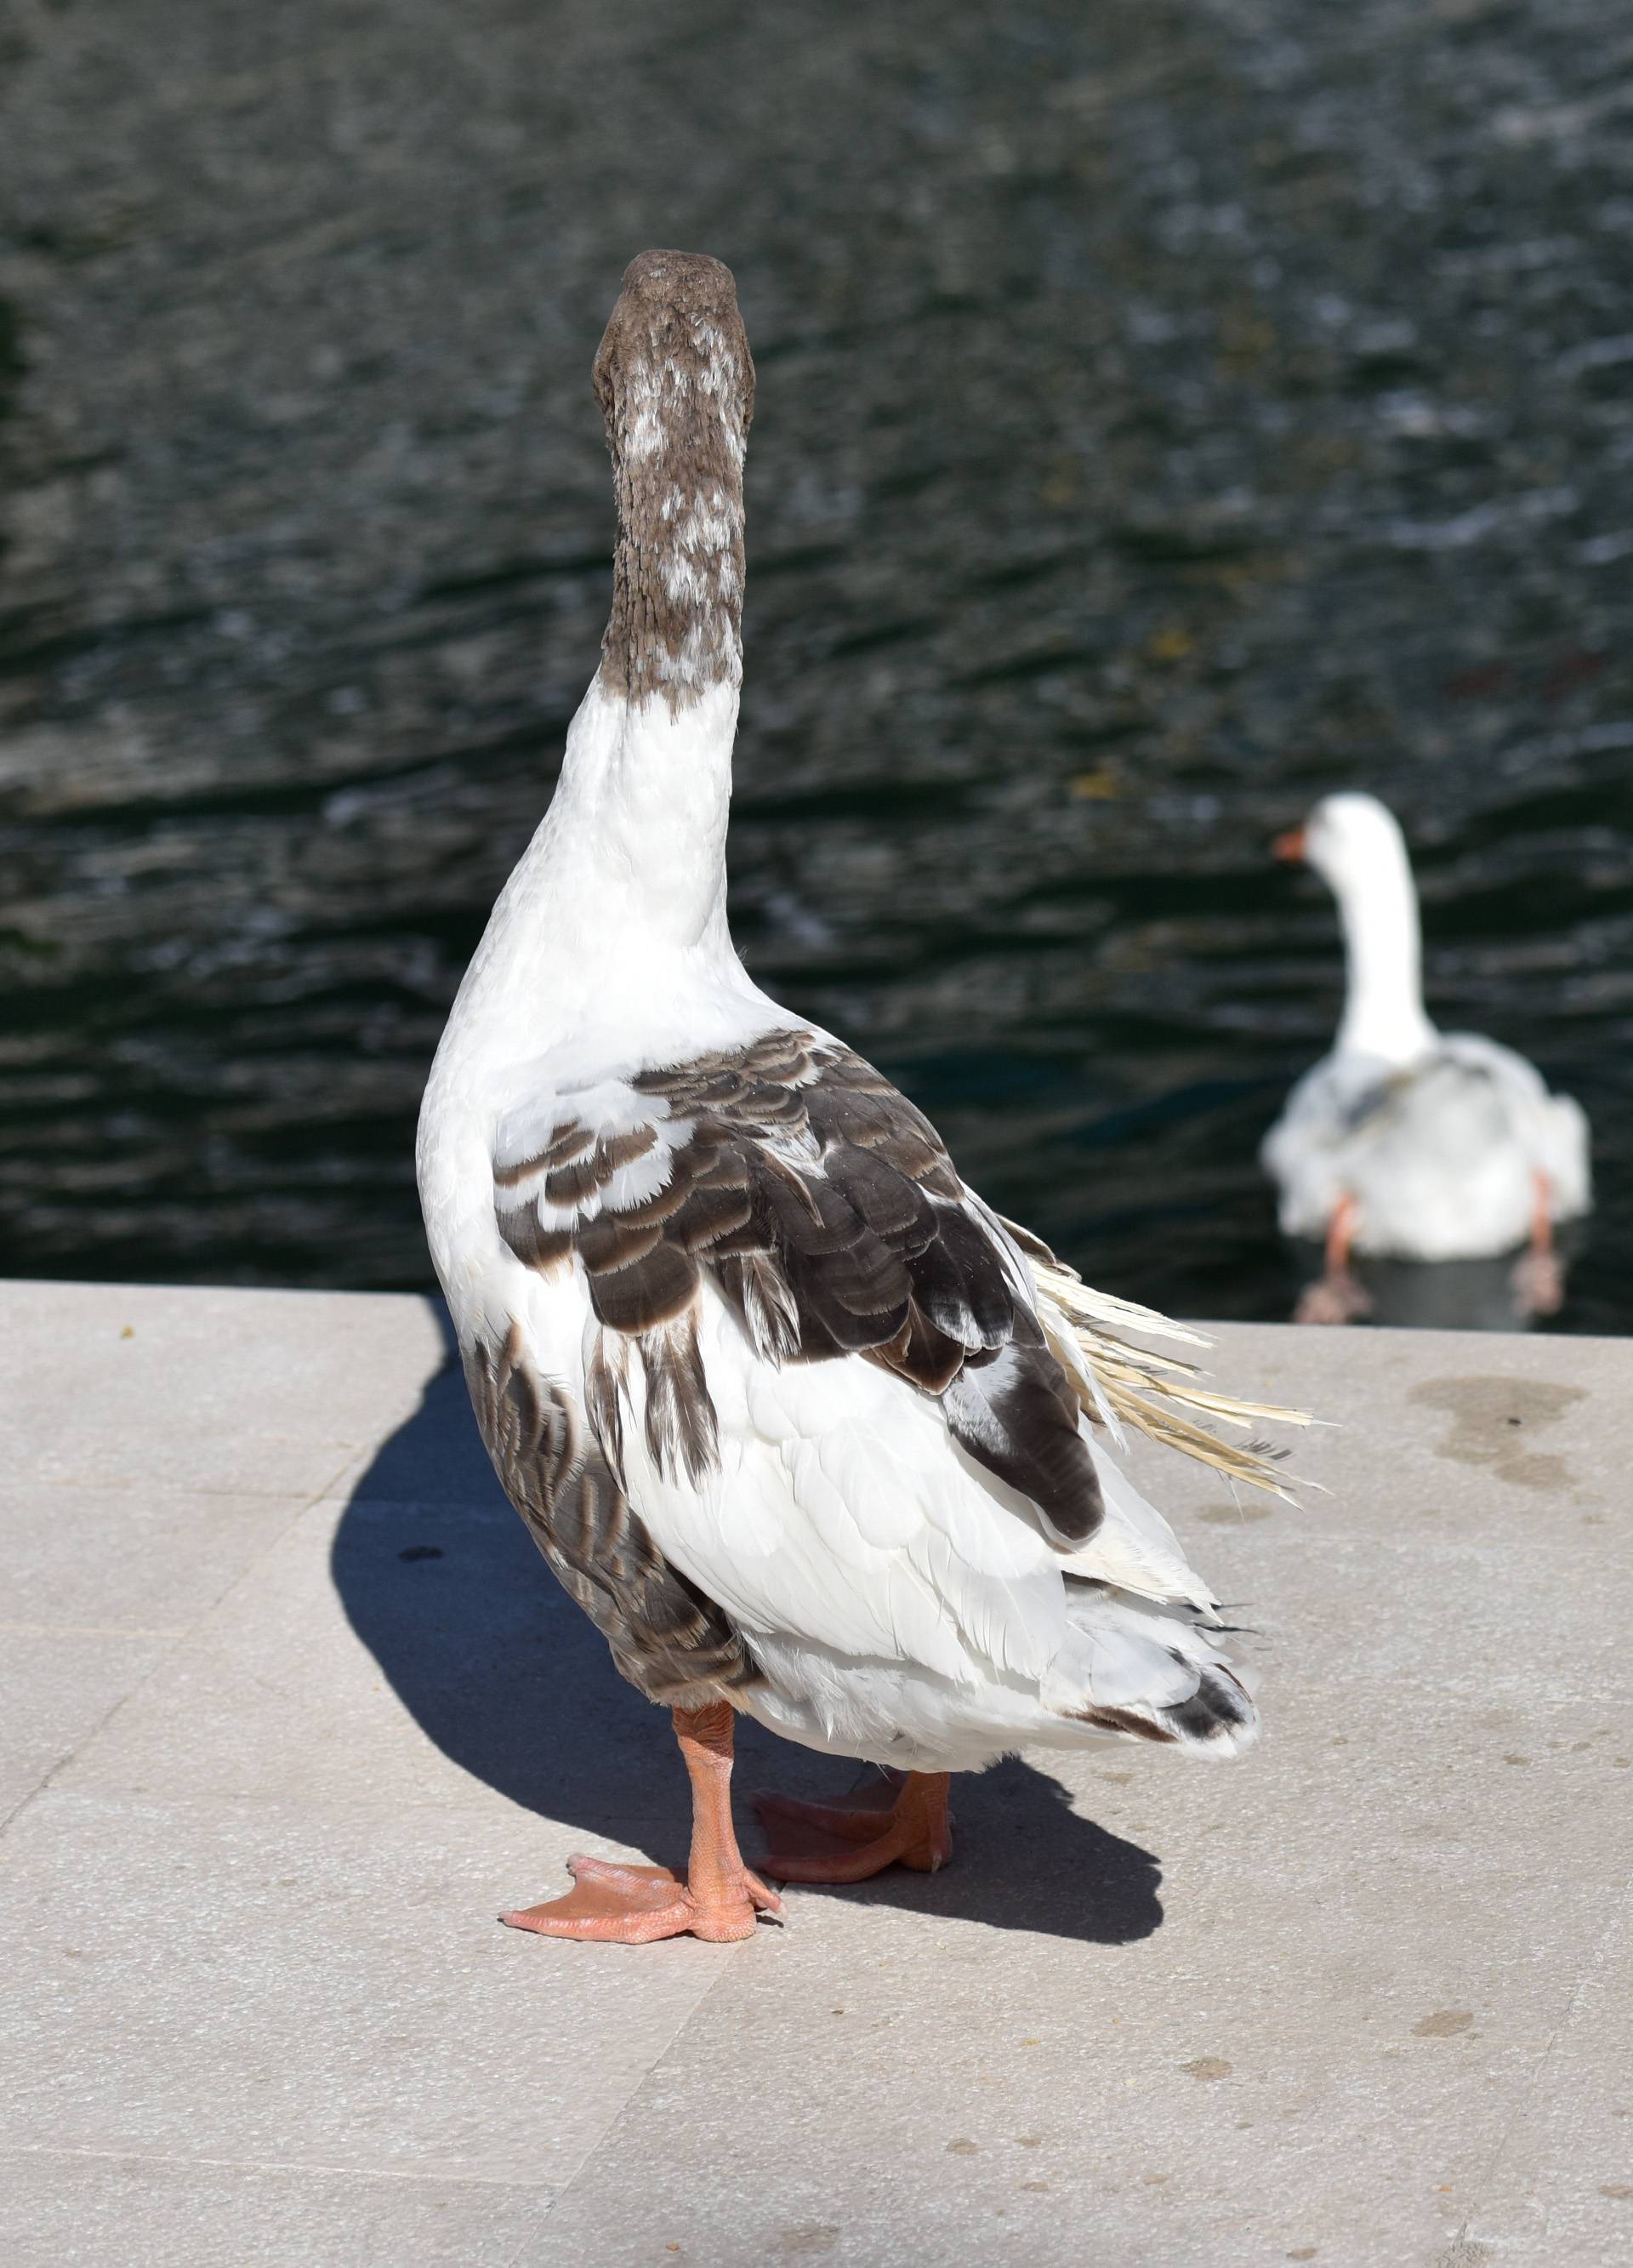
1272, 826, 1306, 863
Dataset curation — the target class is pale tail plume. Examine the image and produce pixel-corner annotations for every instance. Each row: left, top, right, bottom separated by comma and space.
999, 1222, 1317, 1503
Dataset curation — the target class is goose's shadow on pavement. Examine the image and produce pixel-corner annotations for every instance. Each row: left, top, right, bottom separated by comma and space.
331, 1318, 1164, 1948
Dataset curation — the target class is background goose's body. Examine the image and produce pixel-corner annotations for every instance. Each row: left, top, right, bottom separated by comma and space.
1263, 794, 1590, 1319
418, 253, 1268, 1946
1266, 1029, 1589, 1262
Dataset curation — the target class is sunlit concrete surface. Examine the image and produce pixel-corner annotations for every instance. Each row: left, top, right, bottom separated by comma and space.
2, 1279, 1630, 2267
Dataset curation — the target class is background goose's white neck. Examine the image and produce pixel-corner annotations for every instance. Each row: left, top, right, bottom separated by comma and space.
1328, 823, 1437, 1063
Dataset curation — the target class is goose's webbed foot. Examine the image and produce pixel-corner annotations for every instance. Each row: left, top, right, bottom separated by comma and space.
754, 1769, 954, 1883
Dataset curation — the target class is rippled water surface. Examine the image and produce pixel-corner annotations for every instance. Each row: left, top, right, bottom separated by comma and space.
3, 0, 1631, 1330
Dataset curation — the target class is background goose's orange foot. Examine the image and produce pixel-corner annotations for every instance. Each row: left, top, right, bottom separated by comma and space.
499, 1855, 779, 1944
754, 1775, 954, 1883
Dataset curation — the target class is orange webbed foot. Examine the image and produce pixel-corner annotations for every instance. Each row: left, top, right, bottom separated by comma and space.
754, 1771, 954, 1883
500, 1855, 781, 1945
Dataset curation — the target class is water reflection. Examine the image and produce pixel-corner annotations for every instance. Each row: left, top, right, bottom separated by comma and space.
1283, 1230, 1590, 1337
2, 3, 1630, 1333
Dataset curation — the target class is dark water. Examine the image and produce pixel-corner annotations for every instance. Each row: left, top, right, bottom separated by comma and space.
3, 0, 1631, 1331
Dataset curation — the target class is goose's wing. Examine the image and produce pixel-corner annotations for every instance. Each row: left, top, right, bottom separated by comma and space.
1440, 1034, 1592, 1214
1266, 1044, 1517, 1206
1275, 1039, 1564, 1162
491, 1024, 1103, 1559
1260, 1050, 1383, 1232
476, 1023, 1256, 1728
462, 1318, 758, 1708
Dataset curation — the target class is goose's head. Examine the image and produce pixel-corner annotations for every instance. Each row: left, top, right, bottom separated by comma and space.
593, 251, 754, 707
593, 249, 754, 464
1274, 791, 1410, 901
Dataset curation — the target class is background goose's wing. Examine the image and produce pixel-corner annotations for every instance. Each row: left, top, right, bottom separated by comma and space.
1440, 1034, 1592, 1214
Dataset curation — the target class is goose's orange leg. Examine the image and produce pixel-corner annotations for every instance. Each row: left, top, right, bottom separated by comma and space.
1294, 1193, 1372, 1325
1511, 1171, 1565, 1317
500, 1702, 781, 1944
754, 1769, 954, 1883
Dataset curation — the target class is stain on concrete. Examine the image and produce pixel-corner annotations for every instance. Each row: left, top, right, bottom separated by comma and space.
1413, 2009, 1474, 2037
1181, 2056, 1232, 2079
945, 2139, 978, 2155
1600, 2185, 1633, 2200
1197, 1500, 1275, 1524
1408, 1376, 1586, 1490
777, 2231, 839, 2256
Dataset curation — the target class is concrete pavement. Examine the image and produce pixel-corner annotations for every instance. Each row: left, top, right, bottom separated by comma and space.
3, 1281, 1630, 2265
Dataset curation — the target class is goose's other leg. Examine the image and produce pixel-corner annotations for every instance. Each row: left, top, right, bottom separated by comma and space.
755, 1769, 954, 1883
1294, 1192, 1372, 1325
1511, 1171, 1565, 1317
500, 1702, 781, 1944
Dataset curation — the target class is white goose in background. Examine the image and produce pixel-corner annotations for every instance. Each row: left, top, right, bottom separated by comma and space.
1263, 791, 1590, 1325
418, 251, 1306, 1947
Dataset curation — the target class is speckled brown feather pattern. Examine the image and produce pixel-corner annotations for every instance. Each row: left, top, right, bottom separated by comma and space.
494, 1027, 1106, 1551
464, 1324, 756, 1707
594, 250, 753, 711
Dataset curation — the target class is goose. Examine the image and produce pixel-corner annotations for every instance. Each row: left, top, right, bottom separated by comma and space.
1262, 791, 1590, 1325
417, 251, 1303, 1946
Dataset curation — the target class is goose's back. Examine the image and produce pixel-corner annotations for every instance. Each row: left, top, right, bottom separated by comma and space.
1263, 1034, 1590, 1259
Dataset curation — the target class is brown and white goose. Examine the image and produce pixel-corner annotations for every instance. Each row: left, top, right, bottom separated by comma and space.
416, 251, 1301, 1945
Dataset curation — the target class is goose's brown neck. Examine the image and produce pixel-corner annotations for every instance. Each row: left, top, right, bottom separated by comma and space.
594, 251, 754, 713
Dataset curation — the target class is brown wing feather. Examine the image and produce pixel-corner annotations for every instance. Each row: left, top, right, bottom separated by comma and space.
465, 1324, 754, 1707
492, 1029, 1104, 1546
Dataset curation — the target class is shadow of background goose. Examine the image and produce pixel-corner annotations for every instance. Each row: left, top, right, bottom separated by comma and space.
329, 1303, 1164, 1948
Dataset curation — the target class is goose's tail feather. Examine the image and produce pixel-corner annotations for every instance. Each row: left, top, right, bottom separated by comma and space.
1047, 1578, 1260, 1756
995, 1216, 1318, 1505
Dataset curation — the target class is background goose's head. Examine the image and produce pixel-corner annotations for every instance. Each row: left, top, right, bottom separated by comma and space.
1276, 790, 1413, 903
